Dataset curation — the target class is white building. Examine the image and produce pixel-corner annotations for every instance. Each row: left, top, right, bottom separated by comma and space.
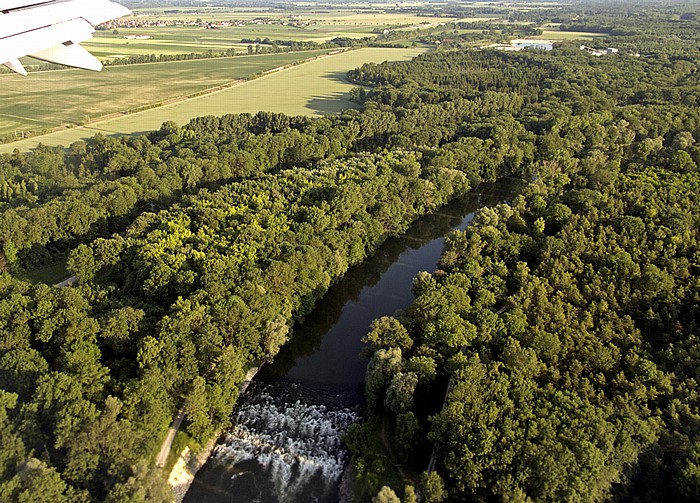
511, 39, 554, 51
580, 45, 620, 56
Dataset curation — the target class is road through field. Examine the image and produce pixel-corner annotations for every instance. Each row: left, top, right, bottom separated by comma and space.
0, 47, 425, 154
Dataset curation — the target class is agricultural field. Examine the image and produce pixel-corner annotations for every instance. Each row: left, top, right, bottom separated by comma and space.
0, 50, 330, 138
539, 28, 608, 40
85, 25, 320, 60
1, 2, 471, 143
0, 47, 425, 153
81, 6, 476, 60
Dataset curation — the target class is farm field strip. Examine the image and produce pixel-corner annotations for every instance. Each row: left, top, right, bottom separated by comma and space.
84, 34, 320, 59
539, 29, 608, 40
0, 47, 425, 154
0, 50, 331, 137
80, 9, 485, 60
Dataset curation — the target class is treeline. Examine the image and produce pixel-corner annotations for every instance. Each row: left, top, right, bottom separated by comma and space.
346, 6, 700, 503
102, 49, 240, 67
239, 37, 354, 51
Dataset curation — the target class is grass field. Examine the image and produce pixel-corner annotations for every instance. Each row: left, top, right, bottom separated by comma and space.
0, 50, 331, 137
18, 261, 70, 285
539, 29, 608, 40
0, 47, 425, 153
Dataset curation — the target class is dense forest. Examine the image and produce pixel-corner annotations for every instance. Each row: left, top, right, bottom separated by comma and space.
0, 30, 532, 503
0, 1, 699, 502
0, 120, 497, 500
346, 4, 700, 503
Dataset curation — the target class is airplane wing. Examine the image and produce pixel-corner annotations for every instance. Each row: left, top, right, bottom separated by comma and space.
0, 0, 131, 75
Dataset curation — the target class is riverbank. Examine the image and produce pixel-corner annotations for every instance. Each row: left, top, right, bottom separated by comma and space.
168, 439, 217, 503
181, 181, 522, 502
167, 366, 259, 502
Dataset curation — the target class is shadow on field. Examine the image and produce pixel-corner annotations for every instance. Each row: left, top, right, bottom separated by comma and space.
303, 69, 360, 115
322, 70, 352, 84
83, 126, 156, 139
305, 91, 358, 115
115, 130, 156, 138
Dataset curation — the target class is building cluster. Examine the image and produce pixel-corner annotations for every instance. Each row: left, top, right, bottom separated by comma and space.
580, 45, 619, 56
480, 40, 629, 57
482, 39, 555, 52
100, 14, 314, 31
102, 18, 243, 29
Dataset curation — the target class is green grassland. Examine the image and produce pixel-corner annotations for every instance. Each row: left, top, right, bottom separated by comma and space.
17, 261, 70, 285
0, 47, 425, 153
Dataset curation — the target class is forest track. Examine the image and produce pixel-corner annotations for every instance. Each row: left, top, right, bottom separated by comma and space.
156, 407, 186, 468
380, 415, 413, 484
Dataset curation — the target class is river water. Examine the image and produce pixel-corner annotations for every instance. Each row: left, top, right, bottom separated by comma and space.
184, 180, 520, 503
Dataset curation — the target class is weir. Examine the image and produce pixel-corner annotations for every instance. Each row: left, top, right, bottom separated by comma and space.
204, 381, 359, 502
184, 180, 521, 503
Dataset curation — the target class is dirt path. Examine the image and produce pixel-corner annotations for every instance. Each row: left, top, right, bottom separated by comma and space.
379, 415, 413, 483
156, 407, 186, 468
54, 276, 77, 288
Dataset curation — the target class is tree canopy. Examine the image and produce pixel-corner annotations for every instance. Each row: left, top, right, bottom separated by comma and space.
348, 3, 700, 502
1, 1, 699, 501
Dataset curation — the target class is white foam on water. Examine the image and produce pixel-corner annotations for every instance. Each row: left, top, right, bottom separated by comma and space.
212, 389, 359, 503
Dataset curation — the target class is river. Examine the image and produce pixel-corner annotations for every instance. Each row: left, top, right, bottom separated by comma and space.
183, 179, 520, 503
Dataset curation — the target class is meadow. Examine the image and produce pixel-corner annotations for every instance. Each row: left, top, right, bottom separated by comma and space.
0, 47, 425, 153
